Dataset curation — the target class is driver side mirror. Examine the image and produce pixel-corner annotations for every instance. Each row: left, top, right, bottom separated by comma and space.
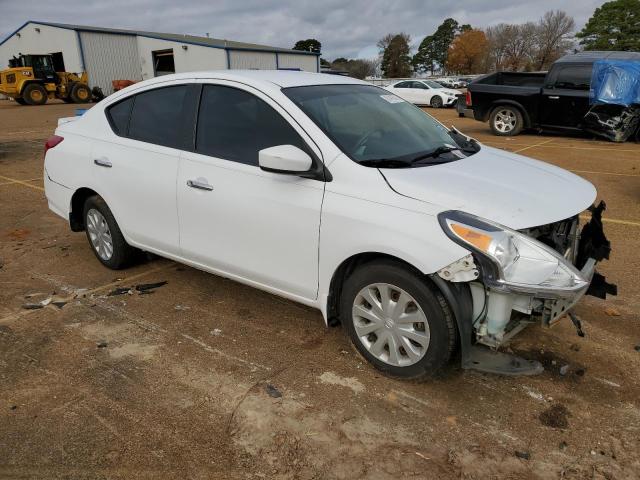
258, 145, 313, 175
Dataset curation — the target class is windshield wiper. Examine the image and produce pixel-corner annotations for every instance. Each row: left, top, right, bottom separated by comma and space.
408, 146, 459, 164
358, 158, 410, 168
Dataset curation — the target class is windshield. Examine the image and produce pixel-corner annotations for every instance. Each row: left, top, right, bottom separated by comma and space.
283, 84, 476, 167
423, 80, 444, 89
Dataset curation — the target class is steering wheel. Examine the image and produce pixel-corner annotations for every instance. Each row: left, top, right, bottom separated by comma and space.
353, 128, 384, 154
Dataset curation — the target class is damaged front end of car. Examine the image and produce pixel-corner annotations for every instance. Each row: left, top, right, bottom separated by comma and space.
435, 201, 616, 375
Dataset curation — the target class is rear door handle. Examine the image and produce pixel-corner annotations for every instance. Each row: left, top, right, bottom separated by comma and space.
187, 179, 214, 191
548, 96, 560, 100
94, 158, 112, 168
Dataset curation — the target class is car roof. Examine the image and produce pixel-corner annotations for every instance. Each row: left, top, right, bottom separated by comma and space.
556, 51, 640, 63
135, 70, 367, 89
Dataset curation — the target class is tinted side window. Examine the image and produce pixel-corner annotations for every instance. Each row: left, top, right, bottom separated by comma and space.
394, 82, 410, 89
128, 85, 190, 148
554, 65, 591, 90
411, 82, 427, 89
107, 97, 133, 135
196, 85, 307, 166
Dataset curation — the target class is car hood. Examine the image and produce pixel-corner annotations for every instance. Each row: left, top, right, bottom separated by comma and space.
381, 145, 596, 229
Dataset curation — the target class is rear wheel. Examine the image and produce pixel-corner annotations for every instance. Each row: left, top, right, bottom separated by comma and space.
83, 196, 137, 269
22, 83, 47, 105
71, 83, 91, 103
340, 260, 457, 380
430, 95, 444, 108
490, 105, 524, 136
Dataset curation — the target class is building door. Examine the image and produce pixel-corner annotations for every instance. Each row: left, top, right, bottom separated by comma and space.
153, 50, 175, 76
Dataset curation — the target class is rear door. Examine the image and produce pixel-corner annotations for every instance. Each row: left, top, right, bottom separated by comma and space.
177, 82, 325, 300
540, 64, 592, 128
389, 81, 415, 102
92, 82, 198, 256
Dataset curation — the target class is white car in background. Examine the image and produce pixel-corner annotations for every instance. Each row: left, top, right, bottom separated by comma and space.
384, 80, 461, 108
44, 70, 614, 380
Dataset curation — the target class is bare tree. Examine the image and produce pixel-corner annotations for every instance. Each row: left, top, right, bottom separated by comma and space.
534, 10, 575, 70
484, 10, 575, 72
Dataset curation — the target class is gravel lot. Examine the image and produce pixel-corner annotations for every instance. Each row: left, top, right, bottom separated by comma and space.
1, 99, 639, 479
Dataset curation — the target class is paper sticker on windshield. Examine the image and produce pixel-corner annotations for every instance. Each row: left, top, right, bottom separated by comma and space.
380, 95, 404, 104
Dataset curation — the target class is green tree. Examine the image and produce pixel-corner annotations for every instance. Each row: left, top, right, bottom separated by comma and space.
412, 35, 438, 75
413, 18, 466, 74
432, 18, 460, 73
576, 0, 640, 51
378, 33, 412, 77
293, 39, 322, 54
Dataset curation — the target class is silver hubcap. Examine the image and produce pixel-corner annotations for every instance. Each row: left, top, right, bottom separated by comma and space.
494, 109, 516, 133
352, 283, 430, 367
86, 208, 113, 261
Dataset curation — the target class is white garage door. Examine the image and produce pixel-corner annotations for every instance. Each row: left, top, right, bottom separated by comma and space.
277, 53, 318, 72
228, 50, 277, 70
79, 32, 141, 94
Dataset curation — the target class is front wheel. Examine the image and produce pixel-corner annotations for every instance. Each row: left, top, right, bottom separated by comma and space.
490, 105, 524, 136
22, 83, 48, 105
83, 195, 138, 269
430, 95, 444, 108
71, 83, 91, 103
340, 260, 457, 380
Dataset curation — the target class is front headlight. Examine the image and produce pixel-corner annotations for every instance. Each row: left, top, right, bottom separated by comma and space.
438, 211, 589, 298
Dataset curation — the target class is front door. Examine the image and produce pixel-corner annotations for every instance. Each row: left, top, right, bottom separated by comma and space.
177, 83, 325, 300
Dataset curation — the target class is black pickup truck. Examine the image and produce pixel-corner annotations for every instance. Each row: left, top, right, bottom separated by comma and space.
466, 51, 640, 136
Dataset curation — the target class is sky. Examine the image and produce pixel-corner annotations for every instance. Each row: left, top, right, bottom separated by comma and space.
0, 0, 605, 60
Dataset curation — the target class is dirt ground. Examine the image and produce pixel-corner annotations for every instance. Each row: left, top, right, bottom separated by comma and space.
0, 99, 639, 480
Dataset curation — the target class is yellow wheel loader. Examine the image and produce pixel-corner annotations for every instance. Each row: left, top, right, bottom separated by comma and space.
0, 54, 91, 105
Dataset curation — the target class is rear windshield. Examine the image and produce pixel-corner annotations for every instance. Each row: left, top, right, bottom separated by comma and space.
283, 84, 472, 167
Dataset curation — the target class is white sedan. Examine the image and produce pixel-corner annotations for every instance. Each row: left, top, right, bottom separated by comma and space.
44, 70, 614, 380
384, 79, 461, 108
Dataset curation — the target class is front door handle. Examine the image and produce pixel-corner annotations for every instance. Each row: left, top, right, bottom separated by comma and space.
94, 157, 112, 168
548, 96, 560, 100
187, 179, 214, 191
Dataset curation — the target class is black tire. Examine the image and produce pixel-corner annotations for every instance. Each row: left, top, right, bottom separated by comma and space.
71, 83, 91, 103
22, 83, 48, 105
14, 98, 27, 105
489, 105, 524, 136
430, 95, 444, 108
82, 195, 137, 269
340, 259, 457, 381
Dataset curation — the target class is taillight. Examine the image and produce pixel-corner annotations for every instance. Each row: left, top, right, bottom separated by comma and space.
44, 135, 64, 158
465, 91, 472, 107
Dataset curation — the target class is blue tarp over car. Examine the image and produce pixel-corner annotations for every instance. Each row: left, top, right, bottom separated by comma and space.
590, 59, 640, 107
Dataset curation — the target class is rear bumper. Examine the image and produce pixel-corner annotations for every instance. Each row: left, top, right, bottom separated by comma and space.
44, 169, 72, 222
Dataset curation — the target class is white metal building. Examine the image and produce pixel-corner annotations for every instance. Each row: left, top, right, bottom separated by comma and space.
0, 21, 320, 94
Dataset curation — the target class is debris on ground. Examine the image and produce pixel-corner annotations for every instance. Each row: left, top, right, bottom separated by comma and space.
575, 368, 586, 377
515, 451, 530, 460
604, 306, 622, 316
97, 341, 108, 349
265, 384, 282, 398
539, 404, 570, 429
634, 345, 640, 352
559, 441, 568, 451
135, 281, 167, 292
22, 295, 52, 310
174, 305, 190, 311
10, 405, 17, 411
559, 365, 570, 376
210, 329, 222, 336
108, 287, 132, 296
570, 344, 581, 352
